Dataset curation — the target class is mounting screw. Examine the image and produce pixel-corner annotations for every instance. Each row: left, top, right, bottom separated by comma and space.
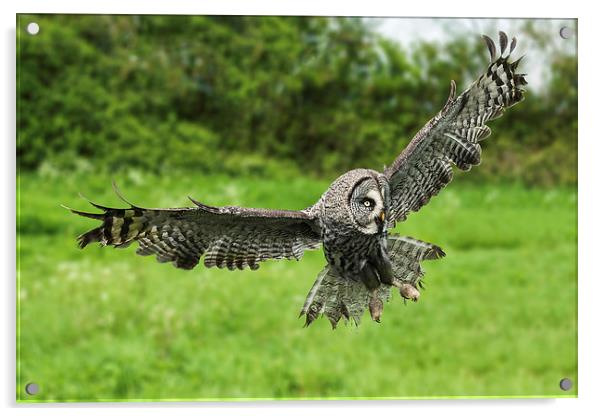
559, 27, 573, 40
26, 22, 40, 35
25, 382, 39, 395
559, 378, 573, 391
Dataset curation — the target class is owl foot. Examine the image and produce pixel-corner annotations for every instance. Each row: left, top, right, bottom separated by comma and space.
396, 282, 420, 302
368, 292, 383, 322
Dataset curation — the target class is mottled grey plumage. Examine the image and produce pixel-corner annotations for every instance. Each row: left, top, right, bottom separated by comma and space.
67, 32, 526, 327
301, 235, 444, 328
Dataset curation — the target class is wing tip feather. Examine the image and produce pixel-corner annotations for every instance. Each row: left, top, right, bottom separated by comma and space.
64, 204, 105, 221
112, 180, 142, 209
188, 196, 220, 213
499, 31, 508, 55
482, 34, 496, 61
446, 80, 457, 105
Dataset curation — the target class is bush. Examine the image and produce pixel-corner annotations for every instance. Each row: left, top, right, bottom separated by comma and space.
17, 15, 577, 186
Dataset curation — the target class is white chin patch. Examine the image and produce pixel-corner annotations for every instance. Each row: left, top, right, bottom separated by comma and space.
364, 222, 379, 234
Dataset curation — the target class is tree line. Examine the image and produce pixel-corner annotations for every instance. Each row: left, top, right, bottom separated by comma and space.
17, 15, 577, 186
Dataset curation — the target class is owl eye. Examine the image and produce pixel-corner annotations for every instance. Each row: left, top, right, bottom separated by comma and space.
362, 198, 375, 208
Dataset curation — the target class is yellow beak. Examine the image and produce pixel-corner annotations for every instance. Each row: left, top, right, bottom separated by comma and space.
379, 211, 385, 222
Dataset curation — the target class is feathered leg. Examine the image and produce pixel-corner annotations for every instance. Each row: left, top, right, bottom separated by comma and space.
299, 234, 445, 327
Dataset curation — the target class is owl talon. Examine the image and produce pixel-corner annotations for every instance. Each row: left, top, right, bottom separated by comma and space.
399, 283, 420, 302
369, 294, 383, 322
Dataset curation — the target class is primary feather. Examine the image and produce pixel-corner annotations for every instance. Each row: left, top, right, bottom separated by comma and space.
68, 194, 321, 271
385, 31, 526, 224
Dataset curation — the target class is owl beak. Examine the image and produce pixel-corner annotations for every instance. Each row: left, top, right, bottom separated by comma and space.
375, 210, 386, 231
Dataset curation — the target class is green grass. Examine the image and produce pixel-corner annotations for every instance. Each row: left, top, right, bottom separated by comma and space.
16, 170, 577, 401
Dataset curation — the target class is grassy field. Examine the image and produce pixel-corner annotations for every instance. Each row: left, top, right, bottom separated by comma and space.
16, 170, 577, 401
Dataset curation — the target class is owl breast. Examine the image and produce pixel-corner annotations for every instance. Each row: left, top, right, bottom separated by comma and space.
315, 167, 393, 286
322, 227, 386, 281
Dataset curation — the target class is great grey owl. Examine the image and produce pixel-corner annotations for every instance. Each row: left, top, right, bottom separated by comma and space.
67, 32, 527, 327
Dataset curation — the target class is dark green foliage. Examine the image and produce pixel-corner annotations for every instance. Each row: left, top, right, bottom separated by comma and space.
17, 15, 576, 185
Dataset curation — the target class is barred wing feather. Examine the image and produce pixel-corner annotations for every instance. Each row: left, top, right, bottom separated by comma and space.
67, 188, 322, 271
385, 31, 527, 224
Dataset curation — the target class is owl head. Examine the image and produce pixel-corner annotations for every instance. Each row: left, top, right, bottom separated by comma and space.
320, 168, 390, 235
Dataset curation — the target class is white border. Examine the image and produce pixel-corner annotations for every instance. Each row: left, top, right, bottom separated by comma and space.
2, 1, 599, 415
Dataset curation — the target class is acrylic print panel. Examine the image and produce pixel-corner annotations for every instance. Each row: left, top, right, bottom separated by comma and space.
16, 14, 577, 402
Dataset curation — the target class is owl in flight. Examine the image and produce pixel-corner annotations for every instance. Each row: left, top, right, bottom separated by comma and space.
67, 32, 527, 327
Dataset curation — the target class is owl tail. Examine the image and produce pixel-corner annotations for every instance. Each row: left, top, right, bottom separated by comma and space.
300, 235, 445, 328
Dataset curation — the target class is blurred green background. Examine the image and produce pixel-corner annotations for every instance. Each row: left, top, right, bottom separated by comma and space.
16, 15, 577, 401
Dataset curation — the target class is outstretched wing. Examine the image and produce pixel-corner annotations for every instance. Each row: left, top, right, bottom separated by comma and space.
385, 32, 527, 224
66, 186, 322, 271
300, 235, 445, 327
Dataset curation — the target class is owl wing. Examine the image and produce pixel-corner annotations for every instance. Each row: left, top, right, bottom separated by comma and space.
66, 186, 322, 271
384, 32, 527, 224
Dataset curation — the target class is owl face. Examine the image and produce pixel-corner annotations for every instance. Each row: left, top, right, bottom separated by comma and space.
318, 168, 389, 237
348, 176, 386, 235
